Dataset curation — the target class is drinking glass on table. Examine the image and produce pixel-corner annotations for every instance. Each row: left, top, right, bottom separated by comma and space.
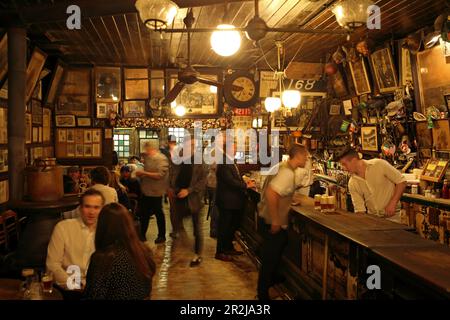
21, 268, 34, 292
41, 271, 54, 293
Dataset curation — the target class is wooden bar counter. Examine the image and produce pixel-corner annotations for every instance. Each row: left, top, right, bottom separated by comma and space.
238, 196, 450, 300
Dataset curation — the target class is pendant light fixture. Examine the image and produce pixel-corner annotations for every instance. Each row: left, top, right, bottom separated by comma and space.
264, 42, 301, 113
210, 1, 241, 56
135, 0, 178, 30
331, 0, 374, 30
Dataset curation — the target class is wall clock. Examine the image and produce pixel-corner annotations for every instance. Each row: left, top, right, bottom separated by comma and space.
224, 71, 259, 108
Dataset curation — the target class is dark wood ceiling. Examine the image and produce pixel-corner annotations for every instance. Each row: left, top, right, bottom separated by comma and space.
1, 0, 448, 69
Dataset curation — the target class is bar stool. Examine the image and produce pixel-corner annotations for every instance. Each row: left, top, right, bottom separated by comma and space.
1, 210, 21, 249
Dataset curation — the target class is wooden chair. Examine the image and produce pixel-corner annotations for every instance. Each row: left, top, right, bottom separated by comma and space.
1, 210, 21, 249
0, 215, 8, 251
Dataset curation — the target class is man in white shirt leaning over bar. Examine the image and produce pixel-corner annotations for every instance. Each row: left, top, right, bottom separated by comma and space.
336, 147, 406, 223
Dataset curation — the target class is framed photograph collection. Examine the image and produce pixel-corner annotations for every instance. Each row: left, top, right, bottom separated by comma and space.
56, 128, 102, 158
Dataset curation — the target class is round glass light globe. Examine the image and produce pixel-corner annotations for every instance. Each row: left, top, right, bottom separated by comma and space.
211, 24, 241, 57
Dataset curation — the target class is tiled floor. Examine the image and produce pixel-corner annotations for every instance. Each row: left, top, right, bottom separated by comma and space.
145, 202, 258, 300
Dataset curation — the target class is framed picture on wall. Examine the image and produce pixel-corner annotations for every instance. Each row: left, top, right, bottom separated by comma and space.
432, 119, 450, 151
95, 66, 121, 102
150, 69, 165, 99
124, 68, 149, 100
25, 113, 32, 144
96, 103, 119, 119
399, 44, 413, 87
0, 34, 7, 87
45, 61, 65, 105
329, 104, 341, 115
31, 99, 43, 125
67, 129, 75, 143
415, 121, 433, 149
370, 48, 398, 93
361, 126, 379, 151
349, 58, 371, 95
77, 117, 92, 127
444, 94, 450, 113
25, 47, 47, 103
57, 68, 91, 116
166, 69, 221, 117
55, 115, 76, 127
0, 149, 8, 173
123, 100, 146, 118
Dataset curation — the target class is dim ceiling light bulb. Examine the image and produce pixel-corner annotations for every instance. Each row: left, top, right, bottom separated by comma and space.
210, 24, 241, 57
170, 101, 177, 109
174, 105, 186, 116
282, 90, 301, 109
264, 97, 281, 113
210, 85, 218, 93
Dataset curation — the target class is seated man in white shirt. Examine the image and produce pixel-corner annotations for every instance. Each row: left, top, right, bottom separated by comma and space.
46, 189, 105, 289
88, 166, 118, 205
336, 148, 406, 223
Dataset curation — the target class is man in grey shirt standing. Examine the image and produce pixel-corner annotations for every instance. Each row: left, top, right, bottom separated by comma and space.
136, 140, 169, 243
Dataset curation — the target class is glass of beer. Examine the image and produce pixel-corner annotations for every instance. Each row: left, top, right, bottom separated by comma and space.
41, 271, 53, 294
314, 195, 322, 211
328, 195, 336, 213
320, 196, 328, 213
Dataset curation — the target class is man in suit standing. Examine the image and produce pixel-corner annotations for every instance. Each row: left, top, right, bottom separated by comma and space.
215, 137, 255, 262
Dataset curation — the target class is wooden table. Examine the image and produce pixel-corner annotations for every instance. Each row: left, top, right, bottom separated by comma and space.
0, 278, 62, 300
9, 194, 80, 215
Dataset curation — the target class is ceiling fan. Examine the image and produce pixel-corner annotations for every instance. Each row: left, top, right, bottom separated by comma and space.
161, 9, 224, 105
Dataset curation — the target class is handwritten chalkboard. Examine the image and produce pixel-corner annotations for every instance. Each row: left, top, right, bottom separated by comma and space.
421, 158, 449, 182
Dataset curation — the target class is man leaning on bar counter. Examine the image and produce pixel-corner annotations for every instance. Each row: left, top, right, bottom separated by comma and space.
336, 148, 406, 223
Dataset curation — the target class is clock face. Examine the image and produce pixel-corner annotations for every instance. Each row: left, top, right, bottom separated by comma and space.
231, 76, 256, 102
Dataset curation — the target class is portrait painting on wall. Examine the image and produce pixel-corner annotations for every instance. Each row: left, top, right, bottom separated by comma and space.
370, 48, 399, 93
96, 67, 121, 102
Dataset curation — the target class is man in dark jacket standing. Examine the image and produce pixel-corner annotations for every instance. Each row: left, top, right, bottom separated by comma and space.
169, 134, 206, 267
215, 138, 255, 261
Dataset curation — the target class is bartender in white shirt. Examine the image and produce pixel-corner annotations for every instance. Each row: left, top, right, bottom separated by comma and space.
46, 189, 104, 288
336, 148, 406, 223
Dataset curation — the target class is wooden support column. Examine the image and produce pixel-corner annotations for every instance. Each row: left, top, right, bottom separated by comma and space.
7, 27, 27, 201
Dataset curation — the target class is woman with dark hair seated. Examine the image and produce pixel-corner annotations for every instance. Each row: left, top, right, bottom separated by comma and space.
83, 203, 156, 300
